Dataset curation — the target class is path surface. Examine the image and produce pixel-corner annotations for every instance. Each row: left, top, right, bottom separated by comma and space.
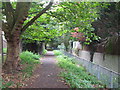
25, 51, 69, 88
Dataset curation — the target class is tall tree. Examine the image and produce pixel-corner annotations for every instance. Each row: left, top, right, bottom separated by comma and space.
48, 2, 109, 44
92, 2, 120, 55
22, 14, 67, 54
2, 1, 53, 73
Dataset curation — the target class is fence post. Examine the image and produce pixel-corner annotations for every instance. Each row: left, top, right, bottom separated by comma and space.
110, 71, 113, 88
63, 51, 120, 88
88, 61, 91, 73
91, 62, 93, 74
1, 32, 4, 63
97, 65, 100, 80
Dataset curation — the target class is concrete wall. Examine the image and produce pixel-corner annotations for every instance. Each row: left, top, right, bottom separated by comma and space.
78, 50, 119, 73
72, 41, 119, 73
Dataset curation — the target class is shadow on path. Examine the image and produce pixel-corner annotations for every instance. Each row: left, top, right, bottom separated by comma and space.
25, 51, 69, 88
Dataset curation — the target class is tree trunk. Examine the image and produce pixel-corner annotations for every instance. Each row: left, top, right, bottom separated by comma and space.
20, 40, 23, 53
38, 42, 45, 55
64, 42, 69, 52
89, 43, 96, 62
90, 51, 94, 62
3, 32, 21, 73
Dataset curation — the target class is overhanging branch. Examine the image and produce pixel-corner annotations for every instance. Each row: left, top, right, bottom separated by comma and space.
3, 2, 14, 29
21, 1, 53, 33
2, 21, 10, 33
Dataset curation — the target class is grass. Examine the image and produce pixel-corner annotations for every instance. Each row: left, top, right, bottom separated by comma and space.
54, 50, 106, 88
20, 51, 40, 64
0, 55, 6, 63
43, 49, 47, 55
0, 56, 1, 61
53, 50, 62, 56
0, 48, 7, 63
3, 48, 7, 54
20, 51, 40, 78
2, 51, 41, 88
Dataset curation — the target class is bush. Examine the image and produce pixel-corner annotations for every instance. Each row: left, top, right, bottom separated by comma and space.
43, 49, 47, 55
56, 55, 105, 88
3, 48, 7, 54
20, 51, 40, 64
20, 51, 40, 78
53, 50, 62, 56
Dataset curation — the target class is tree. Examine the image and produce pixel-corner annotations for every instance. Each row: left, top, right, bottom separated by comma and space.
50, 2, 109, 62
92, 2, 120, 55
2, 1, 53, 73
48, 2, 109, 43
21, 13, 67, 53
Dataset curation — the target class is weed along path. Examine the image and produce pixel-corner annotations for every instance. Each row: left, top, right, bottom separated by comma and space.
25, 51, 69, 88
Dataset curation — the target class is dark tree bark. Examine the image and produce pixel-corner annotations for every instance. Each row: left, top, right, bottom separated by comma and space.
38, 42, 45, 55
89, 43, 96, 62
3, 31, 21, 73
64, 42, 69, 52
90, 51, 94, 62
2, 1, 53, 73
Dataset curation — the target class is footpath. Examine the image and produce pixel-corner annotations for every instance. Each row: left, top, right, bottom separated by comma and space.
25, 51, 69, 88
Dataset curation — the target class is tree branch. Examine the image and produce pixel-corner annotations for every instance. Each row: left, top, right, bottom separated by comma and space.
21, 1, 53, 33
3, 2, 14, 29
47, 12, 64, 22
11, 2, 31, 34
2, 21, 10, 33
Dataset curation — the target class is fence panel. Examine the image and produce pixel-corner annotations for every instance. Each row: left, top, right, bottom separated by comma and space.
63, 51, 120, 88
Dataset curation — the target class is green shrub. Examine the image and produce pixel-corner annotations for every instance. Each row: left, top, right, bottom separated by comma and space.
3, 48, 7, 54
53, 50, 62, 56
20, 51, 40, 64
43, 49, 47, 55
20, 51, 40, 78
2, 51, 41, 88
1, 80, 14, 88
56, 55, 105, 88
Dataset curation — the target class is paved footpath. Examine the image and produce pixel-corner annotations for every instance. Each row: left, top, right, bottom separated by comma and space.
25, 51, 69, 88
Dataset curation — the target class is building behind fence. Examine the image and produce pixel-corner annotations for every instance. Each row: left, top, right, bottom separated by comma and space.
63, 51, 120, 88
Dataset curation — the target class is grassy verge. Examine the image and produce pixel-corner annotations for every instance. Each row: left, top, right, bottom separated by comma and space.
0, 55, 6, 63
0, 48, 7, 63
2, 51, 40, 88
43, 49, 47, 55
3, 48, 7, 54
20, 51, 40, 78
53, 50, 62, 56
54, 50, 106, 88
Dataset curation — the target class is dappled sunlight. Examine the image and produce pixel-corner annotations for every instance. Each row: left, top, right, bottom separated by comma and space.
1, 1, 119, 89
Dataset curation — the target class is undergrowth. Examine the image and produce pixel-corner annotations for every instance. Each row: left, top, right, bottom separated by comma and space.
2, 51, 40, 88
54, 50, 105, 88
20, 51, 40, 64
43, 49, 47, 55
20, 51, 40, 80
3, 48, 7, 54
53, 50, 62, 56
